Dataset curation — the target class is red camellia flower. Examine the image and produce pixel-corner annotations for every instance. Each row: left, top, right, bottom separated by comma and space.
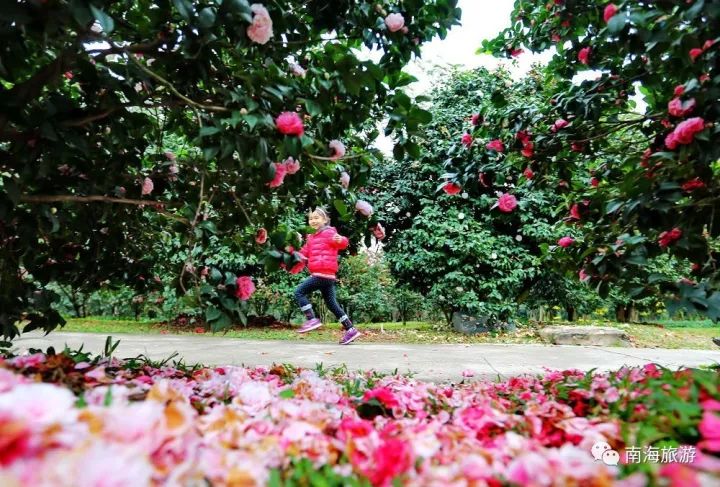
674, 85, 685, 96
579, 269, 590, 282
700, 73, 710, 83
516, 130, 530, 144
569, 203, 581, 220
551, 119, 569, 132
690, 48, 704, 62
682, 178, 706, 192
558, 236, 575, 248
486, 139, 505, 152
603, 4, 618, 23
471, 113, 482, 126
658, 228, 682, 248
368, 438, 413, 487
571, 142, 585, 152
523, 167, 534, 180
590, 177, 599, 187
363, 386, 400, 409
668, 98, 696, 118
551, 33, 561, 42
255, 228, 268, 244
521, 142, 534, 158
234, 275, 256, 300
461, 133, 473, 147
63, 71, 73, 80
289, 260, 305, 274
497, 193, 518, 213
443, 182, 462, 195
692, 263, 701, 272
665, 117, 705, 150
275, 111, 304, 136
578, 46, 591, 65
510, 48, 524, 57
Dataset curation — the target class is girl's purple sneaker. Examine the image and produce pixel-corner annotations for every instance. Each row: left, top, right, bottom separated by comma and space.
298, 318, 322, 333
339, 327, 360, 345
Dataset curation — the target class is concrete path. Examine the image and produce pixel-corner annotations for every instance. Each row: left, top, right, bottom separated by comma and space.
12, 332, 720, 382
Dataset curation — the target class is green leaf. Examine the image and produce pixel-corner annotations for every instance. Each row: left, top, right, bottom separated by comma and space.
205, 305, 221, 322
279, 389, 295, 399
333, 199, 348, 216
607, 14, 626, 34
89, 5, 114, 33
198, 7, 216, 28
199, 126, 221, 137
304, 99, 321, 117
173, 0, 193, 19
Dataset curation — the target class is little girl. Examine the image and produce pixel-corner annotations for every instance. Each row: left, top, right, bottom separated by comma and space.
294, 207, 360, 345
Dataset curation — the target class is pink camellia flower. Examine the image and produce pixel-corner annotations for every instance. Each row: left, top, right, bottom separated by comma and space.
471, 113, 482, 126
461, 133, 474, 147
552, 33, 562, 42
64, 71, 73, 80
141, 177, 154, 196
275, 111, 304, 136
571, 141, 585, 152
164, 151, 176, 161
665, 117, 705, 149
255, 228, 268, 244
384, 13, 405, 32
660, 463, 702, 487
558, 236, 575, 248
674, 85, 685, 96
355, 200, 373, 217
658, 227, 682, 248
234, 276, 255, 301
443, 182, 462, 195
486, 139, 505, 152
462, 369, 475, 378
289, 63, 306, 78
340, 171, 350, 189
700, 73, 710, 83
551, 118, 569, 132
373, 223, 386, 241
510, 48, 524, 57
247, 3, 274, 45
668, 98, 696, 118
603, 4, 618, 23
282, 157, 300, 174
168, 163, 178, 175
590, 177, 599, 187
497, 193, 518, 213
523, 167, 535, 180
682, 178, 706, 192
578, 47, 591, 65
267, 162, 288, 188
690, 48, 704, 61
579, 269, 590, 282
328, 140, 346, 160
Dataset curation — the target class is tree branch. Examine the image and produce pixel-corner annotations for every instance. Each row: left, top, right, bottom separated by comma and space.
123, 49, 231, 113
19, 194, 176, 207
307, 153, 367, 161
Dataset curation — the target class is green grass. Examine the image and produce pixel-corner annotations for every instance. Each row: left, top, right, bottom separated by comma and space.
59, 316, 719, 349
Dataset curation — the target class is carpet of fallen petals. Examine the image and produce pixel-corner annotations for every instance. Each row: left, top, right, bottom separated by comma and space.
1, 349, 719, 486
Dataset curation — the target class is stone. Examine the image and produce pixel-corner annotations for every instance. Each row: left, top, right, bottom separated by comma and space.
452, 312, 491, 334
452, 313, 516, 334
538, 326, 631, 347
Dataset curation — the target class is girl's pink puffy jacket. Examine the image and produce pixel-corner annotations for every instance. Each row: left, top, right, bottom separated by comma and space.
298, 226, 349, 279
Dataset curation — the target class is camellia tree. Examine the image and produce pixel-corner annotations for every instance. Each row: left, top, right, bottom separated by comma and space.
445, 1, 719, 320
0, 0, 461, 338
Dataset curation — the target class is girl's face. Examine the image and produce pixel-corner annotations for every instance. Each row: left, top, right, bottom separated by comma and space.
308, 211, 328, 230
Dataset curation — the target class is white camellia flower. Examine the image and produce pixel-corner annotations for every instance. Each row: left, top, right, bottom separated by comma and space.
490, 252, 498, 259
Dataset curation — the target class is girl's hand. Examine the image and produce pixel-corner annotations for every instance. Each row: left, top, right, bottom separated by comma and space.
332, 233, 343, 243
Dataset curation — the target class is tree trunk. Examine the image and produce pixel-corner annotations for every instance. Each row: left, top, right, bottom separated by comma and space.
615, 304, 628, 323
565, 305, 577, 322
